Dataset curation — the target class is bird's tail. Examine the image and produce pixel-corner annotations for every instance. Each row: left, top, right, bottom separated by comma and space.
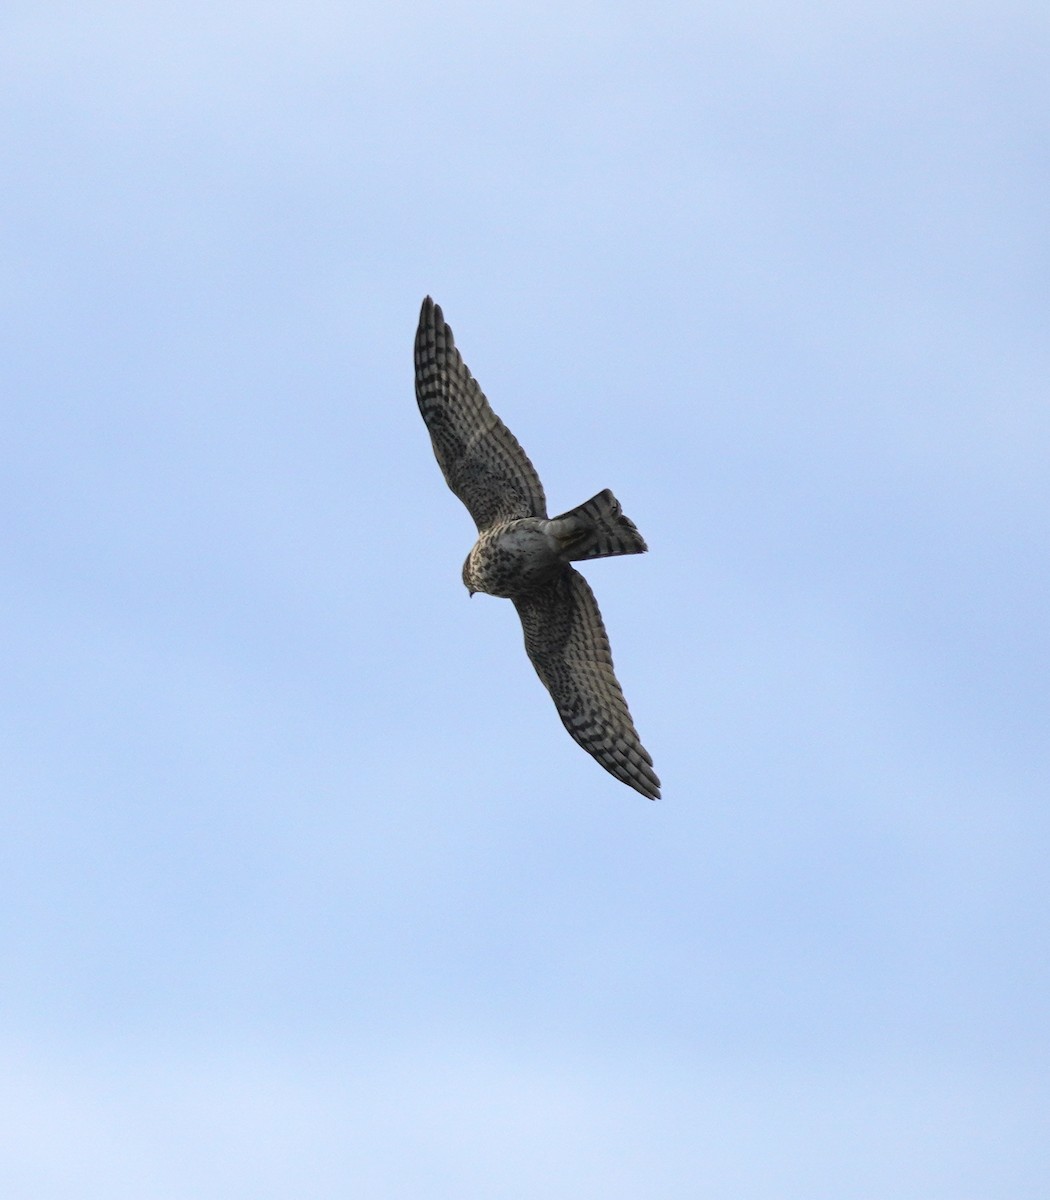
549, 488, 649, 562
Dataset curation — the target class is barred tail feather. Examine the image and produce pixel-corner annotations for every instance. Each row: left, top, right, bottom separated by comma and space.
551, 488, 648, 562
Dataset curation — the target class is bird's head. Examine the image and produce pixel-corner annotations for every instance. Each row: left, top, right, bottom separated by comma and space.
461, 552, 476, 597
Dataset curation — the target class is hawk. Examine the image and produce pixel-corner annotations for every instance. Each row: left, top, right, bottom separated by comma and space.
414, 297, 660, 800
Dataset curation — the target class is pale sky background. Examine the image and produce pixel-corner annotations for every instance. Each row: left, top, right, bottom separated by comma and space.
2, 2, 1048, 1196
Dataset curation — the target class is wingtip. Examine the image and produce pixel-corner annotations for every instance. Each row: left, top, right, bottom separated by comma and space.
634, 759, 661, 801
419, 295, 447, 333
619, 756, 661, 800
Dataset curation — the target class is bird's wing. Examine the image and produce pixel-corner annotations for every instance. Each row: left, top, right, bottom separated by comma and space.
414, 296, 547, 530
514, 568, 660, 799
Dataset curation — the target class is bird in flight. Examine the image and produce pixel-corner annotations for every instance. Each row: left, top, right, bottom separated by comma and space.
413, 297, 660, 800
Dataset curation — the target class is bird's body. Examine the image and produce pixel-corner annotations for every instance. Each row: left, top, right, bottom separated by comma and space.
463, 518, 561, 598
462, 489, 647, 598
413, 297, 660, 800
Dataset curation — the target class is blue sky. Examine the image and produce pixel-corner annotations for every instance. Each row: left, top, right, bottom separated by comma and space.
2, 2, 1048, 1195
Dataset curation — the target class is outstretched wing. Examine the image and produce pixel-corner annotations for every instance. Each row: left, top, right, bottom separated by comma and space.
414, 297, 547, 531
514, 568, 660, 800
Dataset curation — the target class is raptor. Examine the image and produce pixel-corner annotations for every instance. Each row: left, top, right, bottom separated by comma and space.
413, 297, 660, 800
